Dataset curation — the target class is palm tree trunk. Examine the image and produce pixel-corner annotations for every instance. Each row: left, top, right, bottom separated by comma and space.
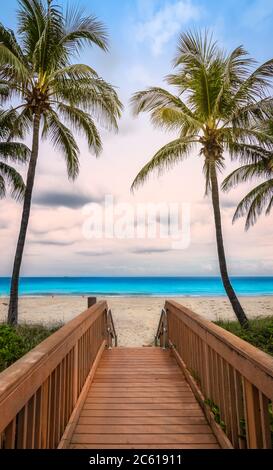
210, 160, 249, 327
8, 112, 41, 325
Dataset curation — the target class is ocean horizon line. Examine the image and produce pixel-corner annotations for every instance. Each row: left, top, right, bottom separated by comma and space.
1, 276, 273, 279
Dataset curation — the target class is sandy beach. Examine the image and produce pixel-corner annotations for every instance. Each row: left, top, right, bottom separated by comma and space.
0, 295, 272, 347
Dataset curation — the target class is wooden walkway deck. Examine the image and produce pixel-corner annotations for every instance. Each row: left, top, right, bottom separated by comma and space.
69, 347, 220, 449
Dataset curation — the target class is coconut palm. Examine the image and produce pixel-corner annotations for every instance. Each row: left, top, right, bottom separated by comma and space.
0, 0, 122, 325
131, 31, 273, 327
0, 109, 29, 199
222, 153, 273, 230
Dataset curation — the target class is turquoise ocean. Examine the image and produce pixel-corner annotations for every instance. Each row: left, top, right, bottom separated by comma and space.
0, 277, 273, 296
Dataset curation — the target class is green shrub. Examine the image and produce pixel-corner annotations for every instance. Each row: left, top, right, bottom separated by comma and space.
0, 325, 26, 371
0, 323, 61, 372
215, 317, 273, 356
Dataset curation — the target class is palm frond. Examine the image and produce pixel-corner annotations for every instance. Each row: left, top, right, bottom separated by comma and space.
0, 44, 30, 83
61, 4, 108, 54
224, 140, 273, 164
213, 46, 253, 115
54, 76, 122, 130
131, 87, 201, 134
131, 138, 194, 191
32, 0, 65, 74
0, 108, 20, 139
50, 63, 98, 82
0, 161, 25, 200
0, 142, 30, 162
222, 162, 269, 192
222, 126, 273, 149
7, 107, 33, 139
230, 58, 273, 108
0, 23, 26, 64
17, 0, 47, 57
58, 103, 102, 156
233, 179, 273, 230
42, 110, 79, 180
175, 30, 218, 67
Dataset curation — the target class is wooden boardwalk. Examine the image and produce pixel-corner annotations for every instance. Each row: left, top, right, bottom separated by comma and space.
2, 300, 272, 449
69, 347, 220, 449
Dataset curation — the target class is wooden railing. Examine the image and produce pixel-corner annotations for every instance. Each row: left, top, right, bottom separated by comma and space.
0, 301, 109, 449
164, 301, 273, 449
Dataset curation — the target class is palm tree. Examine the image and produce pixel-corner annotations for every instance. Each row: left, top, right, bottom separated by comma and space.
131, 31, 273, 327
222, 153, 273, 230
0, 109, 29, 199
0, 0, 122, 325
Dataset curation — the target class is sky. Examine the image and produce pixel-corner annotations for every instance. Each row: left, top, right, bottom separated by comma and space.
0, 0, 273, 277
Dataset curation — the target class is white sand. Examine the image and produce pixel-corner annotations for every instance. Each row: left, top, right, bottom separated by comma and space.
0, 296, 272, 347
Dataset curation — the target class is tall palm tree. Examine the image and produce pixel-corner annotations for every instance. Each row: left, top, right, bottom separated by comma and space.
0, 0, 122, 325
222, 153, 273, 230
131, 31, 273, 327
0, 109, 29, 199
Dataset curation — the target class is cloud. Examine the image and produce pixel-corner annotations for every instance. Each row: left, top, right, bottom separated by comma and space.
76, 250, 112, 257
131, 246, 172, 254
33, 191, 104, 209
31, 240, 75, 247
0, 221, 8, 229
136, 0, 201, 56
221, 198, 238, 209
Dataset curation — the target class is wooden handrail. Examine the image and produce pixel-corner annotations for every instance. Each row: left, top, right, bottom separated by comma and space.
155, 308, 168, 349
0, 301, 108, 449
106, 309, 118, 348
165, 300, 273, 449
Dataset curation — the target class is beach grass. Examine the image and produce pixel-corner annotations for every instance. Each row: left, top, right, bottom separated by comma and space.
215, 316, 273, 356
0, 323, 62, 372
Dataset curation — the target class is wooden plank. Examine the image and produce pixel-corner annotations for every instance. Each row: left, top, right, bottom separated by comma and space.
88, 391, 192, 397
82, 403, 201, 410
80, 409, 204, 417
70, 443, 220, 449
71, 433, 218, 445
84, 397, 197, 404
94, 375, 184, 380
91, 384, 190, 389
77, 416, 207, 425
93, 378, 187, 383
74, 424, 212, 434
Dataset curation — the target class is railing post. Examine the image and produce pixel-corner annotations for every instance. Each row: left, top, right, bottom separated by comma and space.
243, 378, 263, 448
40, 380, 49, 449
72, 343, 79, 407
161, 309, 168, 350
106, 309, 112, 349
161, 322, 167, 350
88, 297, 97, 308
